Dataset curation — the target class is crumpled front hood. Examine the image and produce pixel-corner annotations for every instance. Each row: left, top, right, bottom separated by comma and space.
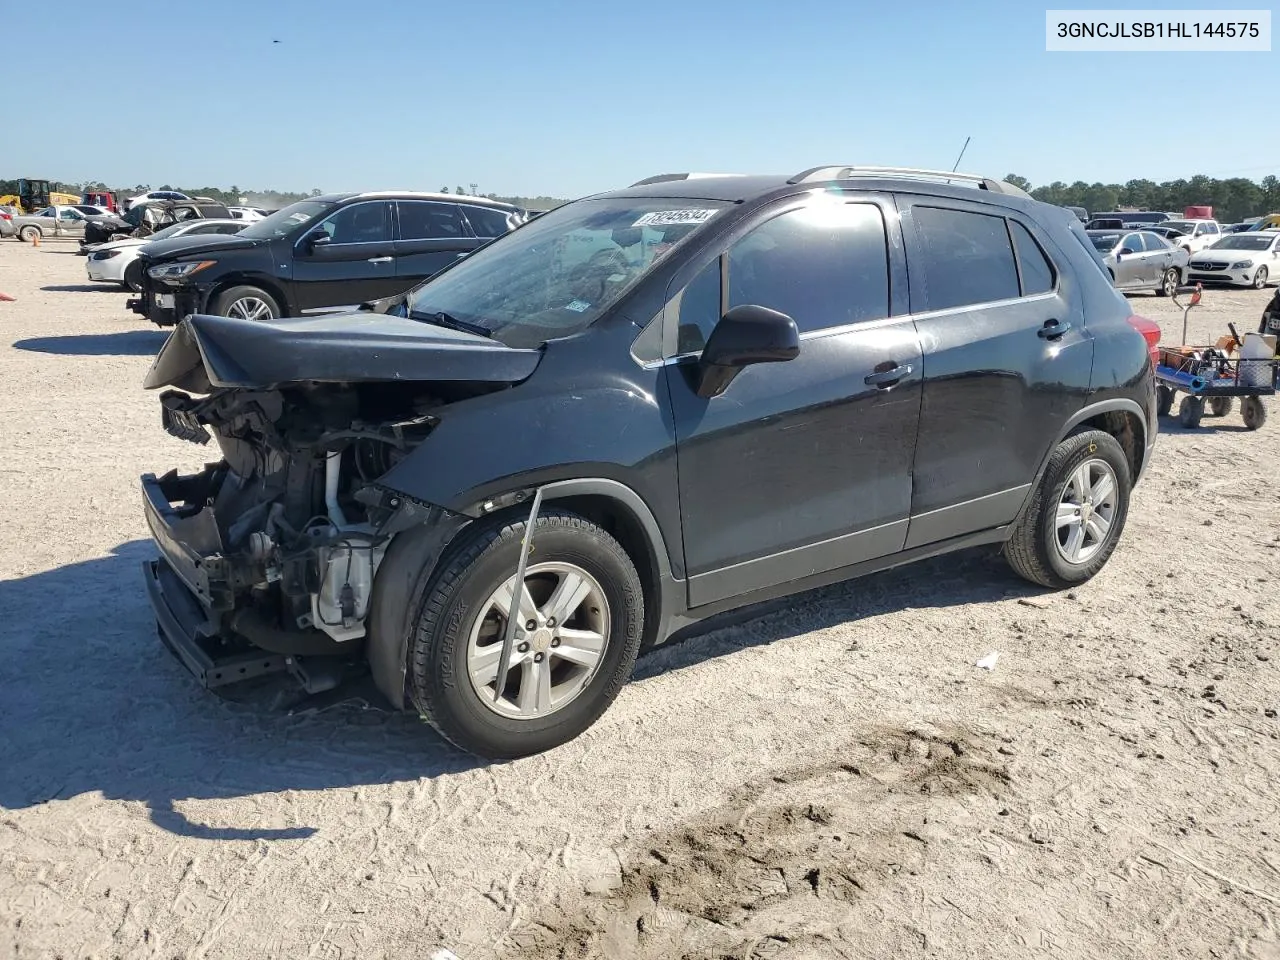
144, 311, 542, 392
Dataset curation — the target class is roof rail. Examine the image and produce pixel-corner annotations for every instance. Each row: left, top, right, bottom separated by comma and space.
629, 172, 746, 187
786, 166, 1030, 198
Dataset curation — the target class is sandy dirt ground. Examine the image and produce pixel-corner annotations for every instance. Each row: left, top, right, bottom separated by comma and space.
0, 239, 1278, 960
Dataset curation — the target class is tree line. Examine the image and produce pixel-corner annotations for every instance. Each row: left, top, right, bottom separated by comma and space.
1004, 173, 1280, 224
1, 177, 569, 213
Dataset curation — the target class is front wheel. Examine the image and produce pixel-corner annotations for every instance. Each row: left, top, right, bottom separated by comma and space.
407, 511, 644, 759
211, 285, 280, 322
1242, 396, 1268, 430
122, 260, 144, 292
1254, 266, 1270, 290
1157, 268, 1179, 297
1004, 429, 1131, 588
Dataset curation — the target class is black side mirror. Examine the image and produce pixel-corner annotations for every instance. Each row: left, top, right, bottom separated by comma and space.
695, 303, 800, 398
1118, 246, 1137, 256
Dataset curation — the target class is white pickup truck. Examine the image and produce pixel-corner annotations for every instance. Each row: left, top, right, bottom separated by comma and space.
1155, 218, 1223, 255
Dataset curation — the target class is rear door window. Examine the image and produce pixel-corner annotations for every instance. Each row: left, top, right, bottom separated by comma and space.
461, 205, 514, 238
911, 206, 1019, 310
1009, 221, 1056, 295
398, 201, 465, 240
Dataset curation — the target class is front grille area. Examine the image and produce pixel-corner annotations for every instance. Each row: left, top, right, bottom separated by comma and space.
1188, 261, 1227, 271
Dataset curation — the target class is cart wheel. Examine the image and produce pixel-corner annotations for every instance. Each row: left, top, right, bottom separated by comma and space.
1241, 396, 1267, 430
1209, 396, 1234, 418
1178, 395, 1204, 428
1156, 384, 1174, 417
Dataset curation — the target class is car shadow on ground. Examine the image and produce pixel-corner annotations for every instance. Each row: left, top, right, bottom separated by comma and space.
0, 538, 1035, 841
12, 330, 167, 356
40, 284, 123, 292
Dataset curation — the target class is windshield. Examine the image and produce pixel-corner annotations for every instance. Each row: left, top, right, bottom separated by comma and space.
237, 200, 332, 240
1208, 234, 1275, 251
404, 197, 730, 347
1161, 220, 1195, 233
1089, 233, 1121, 251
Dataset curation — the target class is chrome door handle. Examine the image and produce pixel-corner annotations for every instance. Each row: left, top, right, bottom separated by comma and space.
864, 362, 913, 387
367, 256, 393, 264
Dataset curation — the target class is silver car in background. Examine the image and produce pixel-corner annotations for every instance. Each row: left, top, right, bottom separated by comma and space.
9, 204, 121, 243
1087, 229, 1188, 296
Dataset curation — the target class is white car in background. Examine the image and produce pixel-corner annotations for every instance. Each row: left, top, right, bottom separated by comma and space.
123, 190, 192, 212
227, 206, 270, 223
1157, 218, 1223, 255
85, 218, 245, 290
1186, 230, 1280, 289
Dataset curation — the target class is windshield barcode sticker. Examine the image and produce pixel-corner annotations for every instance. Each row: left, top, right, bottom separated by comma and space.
632, 209, 718, 227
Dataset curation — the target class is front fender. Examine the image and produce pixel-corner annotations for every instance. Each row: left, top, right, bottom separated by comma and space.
375, 330, 684, 575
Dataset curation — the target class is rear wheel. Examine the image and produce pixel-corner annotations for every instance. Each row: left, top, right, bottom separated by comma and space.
1254, 267, 1270, 290
1004, 429, 1131, 588
1242, 396, 1268, 430
18, 226, 40, 243
1157, 268, 1179, 297
1178, 395, 1204, 428
1208, 396, 1234, 417
211, 285, 280, 322
1156, 384, 1175, 417
407, 511, 644, 759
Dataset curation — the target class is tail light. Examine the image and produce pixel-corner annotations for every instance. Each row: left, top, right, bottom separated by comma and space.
1127, 315, 1162, 369
0, 213, 10, 221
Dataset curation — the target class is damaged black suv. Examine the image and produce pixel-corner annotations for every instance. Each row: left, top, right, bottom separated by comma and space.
142, 166, 1158, 759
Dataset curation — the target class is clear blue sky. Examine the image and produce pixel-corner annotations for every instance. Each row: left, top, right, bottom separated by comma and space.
7, 0, 1274, 198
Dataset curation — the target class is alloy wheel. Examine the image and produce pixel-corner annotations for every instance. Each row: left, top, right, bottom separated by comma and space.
1254, 267, 1269, 290
466, 562, 611, 719
1054, 459, 1119, 565
226, 296, 274, 321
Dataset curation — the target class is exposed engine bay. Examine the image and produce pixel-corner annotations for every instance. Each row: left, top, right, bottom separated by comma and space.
147, 379, 481, 657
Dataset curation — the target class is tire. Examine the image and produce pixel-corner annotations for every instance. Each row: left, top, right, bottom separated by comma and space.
1004, 429, 1131, 589
122, 260, 144, 292
1178, 395, 1204, 428
1156, 384, 1175, 417
18, 226, 40, 243
1157, 268, 1179, 297
1242, 396, 1268, 430
407, 511, 644, 759
1254, 267, 1270, 290
1208, 396, 1234, 418
210, 285, 280, 322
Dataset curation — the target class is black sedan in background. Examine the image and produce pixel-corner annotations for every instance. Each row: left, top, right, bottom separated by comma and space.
129, 192, 527, 325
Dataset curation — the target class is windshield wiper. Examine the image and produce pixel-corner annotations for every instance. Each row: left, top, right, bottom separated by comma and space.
409, 309, 493, 339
